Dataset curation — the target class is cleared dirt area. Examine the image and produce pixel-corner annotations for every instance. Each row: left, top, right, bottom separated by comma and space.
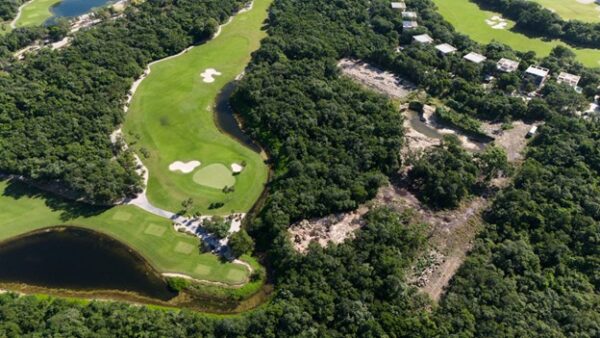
289, 206, 368, 253
481, 120, 537, 162
338, 59, 416, 99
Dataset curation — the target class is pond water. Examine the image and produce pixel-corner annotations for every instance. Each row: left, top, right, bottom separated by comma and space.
0, 227, 176, 301
49, 0, 114, 22
215, 82, 263, 153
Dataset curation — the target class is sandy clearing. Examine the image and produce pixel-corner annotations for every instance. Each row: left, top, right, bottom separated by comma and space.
169, 160, 201, 174
338, 59, 416, 99
201, 68, 222, 83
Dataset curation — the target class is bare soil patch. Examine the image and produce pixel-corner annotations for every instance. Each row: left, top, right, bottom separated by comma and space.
481, 120, 538, 162
338, 59, 416, 99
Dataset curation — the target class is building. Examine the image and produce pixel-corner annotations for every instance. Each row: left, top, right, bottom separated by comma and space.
496, 58, 519, 73
557, 72, 581, 88
403, 21, 419, 30
391, 2, 406, 10
463, 52, 487, 64
435, 43, 457, 55
525, 65, 549, 87
402, 11, 417, 19
412, 34, 433, 44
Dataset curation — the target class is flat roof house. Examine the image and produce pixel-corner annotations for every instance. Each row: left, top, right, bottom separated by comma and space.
496, 58, 519, 73
403, 21, 419, 30
435, 43, 457, 55
402, 11, 417, 19
412, 34, 433, 44
463, 52, 487, 64
525, 65, 549, 87
557, 72, 581, 88
391, 2, 406, 10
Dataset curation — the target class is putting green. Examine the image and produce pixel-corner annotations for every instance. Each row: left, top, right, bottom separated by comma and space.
433, 0, 600, 67
193, 164, 236, 190
124, 0, 271, 215
0, 180, 253, 285
532, 0, 600, 23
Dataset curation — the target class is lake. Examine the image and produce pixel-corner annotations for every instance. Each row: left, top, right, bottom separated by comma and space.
50, 0, 114, 21
0, 227, 176, 301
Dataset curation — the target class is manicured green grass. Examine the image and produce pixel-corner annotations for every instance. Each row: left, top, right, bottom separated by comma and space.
124, 0, 271, 216
0, 180, 253, 285
433, 0, 600, 67
15, 0, 61, 28
532, 0, 600, 23
192, 164, 236, 190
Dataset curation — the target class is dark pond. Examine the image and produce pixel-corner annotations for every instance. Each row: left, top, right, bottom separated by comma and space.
0, 227, 176, 301
48, 0, 114, 22
215, 82, 263, 153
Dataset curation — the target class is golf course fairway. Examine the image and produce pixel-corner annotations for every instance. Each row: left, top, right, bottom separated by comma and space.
124, 0, 271, 216
14, 0, 61, 28
433, 0, 600, 67
0, 180, 252, 285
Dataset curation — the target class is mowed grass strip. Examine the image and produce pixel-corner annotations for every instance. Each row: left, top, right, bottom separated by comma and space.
0, 180, 251, 285
433, 0, 600, 67
124, 0, 271, 215
15, 0, 61, 28
532, 0, 600, 23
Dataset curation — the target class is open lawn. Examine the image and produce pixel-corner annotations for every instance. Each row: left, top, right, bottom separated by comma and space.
0, 180, 252, 285
124, 0, 270, 216
532, 0, 600, 23
433, 0, 600, 67
15, 0, 61, 28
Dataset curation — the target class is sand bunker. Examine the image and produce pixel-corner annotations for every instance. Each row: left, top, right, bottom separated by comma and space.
169, 160, 201, 174
578, 0, 595, 4
201, 68, 222, 83
485, 15, 508, 29
231, 163, 244, 173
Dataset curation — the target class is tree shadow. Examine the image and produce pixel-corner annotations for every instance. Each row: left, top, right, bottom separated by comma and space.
2, 178, 109, 222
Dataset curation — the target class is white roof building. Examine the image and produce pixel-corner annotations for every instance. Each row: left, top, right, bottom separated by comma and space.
403, 21, 419, 30
525, 65, 549, 79
496, 58, 519, 73
557, 72, 581, 87
402, 11, 417, 19
435, 43, 457, 55
412, 34, 433, 44
525, 65, 550, 87
391, 2, 406, 10
463, 52, 487, 64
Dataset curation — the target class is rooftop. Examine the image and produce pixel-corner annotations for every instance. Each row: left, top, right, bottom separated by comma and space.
525, 65, 549, 78
463, 52, 487, 64
435, 43, 457, 55
391, 2, 406, 9
402, 11, 417, 19
412, 34, 433, 44
557, 72, 581, 87
496, 58, 519, 72
403, 21, 419, 29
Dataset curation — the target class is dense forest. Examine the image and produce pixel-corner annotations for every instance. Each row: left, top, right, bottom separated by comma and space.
0, 0, 244, 203
474, 0, 600, 49
0, 0, 22, 21
0, 0, 597, 336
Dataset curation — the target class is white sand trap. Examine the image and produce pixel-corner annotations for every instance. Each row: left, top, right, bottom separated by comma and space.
486, 16, 508, 30
578, 0, 595, 4
169, 161, 201, 174
201, 68, 222, 83
231, 163, 244, 173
